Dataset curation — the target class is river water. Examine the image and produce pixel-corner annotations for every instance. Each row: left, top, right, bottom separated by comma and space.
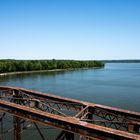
0, 63, 140, 112
0, 63, 140, 139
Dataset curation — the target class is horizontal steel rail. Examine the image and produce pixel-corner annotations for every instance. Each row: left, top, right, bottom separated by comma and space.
0, 86, 140, 140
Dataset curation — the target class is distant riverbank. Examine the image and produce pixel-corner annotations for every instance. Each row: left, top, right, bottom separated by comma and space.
103, 60, 140, 63
0, 68, 91, 76
0, 60, 104, 76
0, 69, 63, 76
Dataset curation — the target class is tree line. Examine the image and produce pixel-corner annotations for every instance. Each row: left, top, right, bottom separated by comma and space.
0, 60, 104, 73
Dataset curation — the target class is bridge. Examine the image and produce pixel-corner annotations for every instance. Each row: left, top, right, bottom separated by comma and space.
0, 86, 140, 140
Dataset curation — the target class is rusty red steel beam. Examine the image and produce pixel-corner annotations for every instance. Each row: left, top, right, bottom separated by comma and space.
0, 87, 140, 124
6, 97, 140, 127
0, 86, 139, 112
1, 86, 139, 122
0, 100, 140, 140
0, 86, 140, 139
0, 86, 140, 127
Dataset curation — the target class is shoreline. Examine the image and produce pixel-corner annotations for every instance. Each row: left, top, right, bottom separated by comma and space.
0, 67, 103, 76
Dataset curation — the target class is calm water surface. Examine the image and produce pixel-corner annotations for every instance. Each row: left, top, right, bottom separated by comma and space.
0, 63, 140, 112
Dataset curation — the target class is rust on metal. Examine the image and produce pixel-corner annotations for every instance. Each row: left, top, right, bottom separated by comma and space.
0, 86, 140, 140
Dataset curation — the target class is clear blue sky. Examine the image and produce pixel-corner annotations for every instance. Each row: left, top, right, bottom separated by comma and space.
0, 0, 140, 60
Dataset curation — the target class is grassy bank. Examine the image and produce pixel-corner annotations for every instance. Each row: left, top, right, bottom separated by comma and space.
0, 59, 104, 74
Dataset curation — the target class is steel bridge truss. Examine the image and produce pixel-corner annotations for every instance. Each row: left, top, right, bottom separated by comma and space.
0, 86, 140, 140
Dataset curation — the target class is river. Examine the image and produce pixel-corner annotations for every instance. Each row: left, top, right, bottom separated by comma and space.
0, 63, 140, 112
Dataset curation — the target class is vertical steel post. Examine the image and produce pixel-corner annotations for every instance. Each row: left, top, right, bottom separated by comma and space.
0, 113, 5, 140
13, 116, 21, 140
13, 90, 21, 140
0, 118, 3, 140
87, 107, 93, 140
87, 107, 93, 120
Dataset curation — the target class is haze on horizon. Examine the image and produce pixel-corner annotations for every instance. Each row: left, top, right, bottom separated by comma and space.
0, 0, 140, 60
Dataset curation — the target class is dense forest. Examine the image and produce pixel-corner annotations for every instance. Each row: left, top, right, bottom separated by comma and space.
0, 60, 104, 73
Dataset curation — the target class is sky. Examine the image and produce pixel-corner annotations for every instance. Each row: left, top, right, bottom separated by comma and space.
0, 0, 140, 60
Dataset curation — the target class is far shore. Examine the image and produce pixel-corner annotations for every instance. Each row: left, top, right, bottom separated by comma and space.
0, 69, 72, 76
0, 67, 103, 76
